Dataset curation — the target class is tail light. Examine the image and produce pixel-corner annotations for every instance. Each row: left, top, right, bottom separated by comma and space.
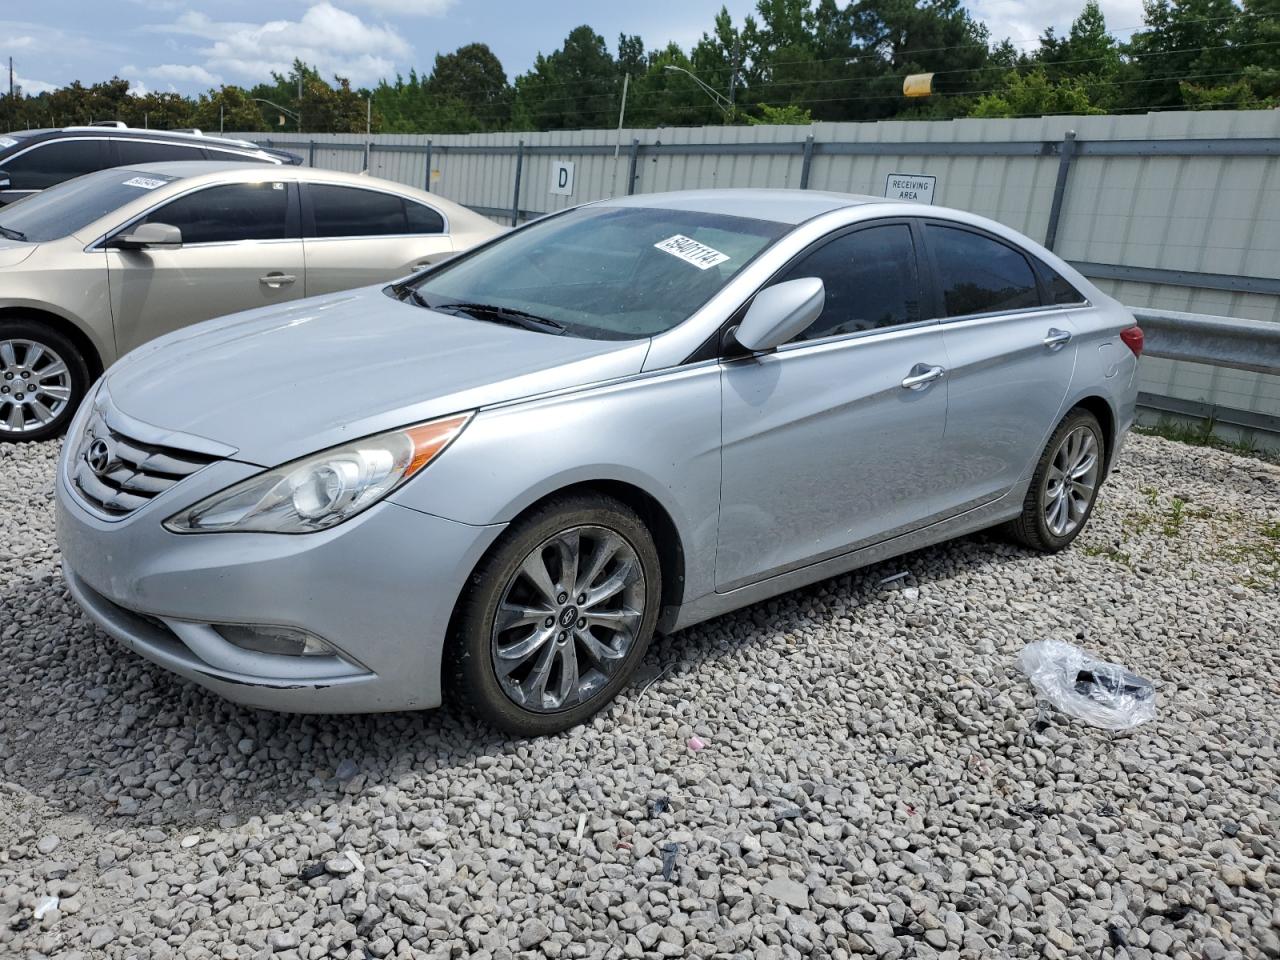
1120, 325, 1144, 357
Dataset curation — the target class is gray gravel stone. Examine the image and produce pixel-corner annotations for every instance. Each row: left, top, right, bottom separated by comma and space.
0, 434, 1276, 960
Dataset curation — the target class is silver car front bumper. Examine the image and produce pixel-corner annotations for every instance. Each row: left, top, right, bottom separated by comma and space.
56, 464, 505, 714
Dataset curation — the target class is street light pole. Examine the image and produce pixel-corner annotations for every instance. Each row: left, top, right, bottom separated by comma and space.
663, 65, 735, 120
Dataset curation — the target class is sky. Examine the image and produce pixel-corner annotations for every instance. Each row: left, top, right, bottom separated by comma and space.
3, 0, 1148, 98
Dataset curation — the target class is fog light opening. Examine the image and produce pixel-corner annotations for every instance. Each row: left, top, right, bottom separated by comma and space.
213, 623, 335, 658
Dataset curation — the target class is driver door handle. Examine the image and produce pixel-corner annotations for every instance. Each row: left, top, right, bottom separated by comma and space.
1043, 327, 1072, 349
901, 364, 946, 390
260, 273, 297, 288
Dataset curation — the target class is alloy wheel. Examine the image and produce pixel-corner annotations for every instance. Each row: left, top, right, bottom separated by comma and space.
491, 525, 646, 713
1043, 424, 1100, 538
0, 338, 73, 435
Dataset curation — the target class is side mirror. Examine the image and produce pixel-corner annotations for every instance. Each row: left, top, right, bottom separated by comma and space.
734, 277, 825, 353
108, 221, 183, 250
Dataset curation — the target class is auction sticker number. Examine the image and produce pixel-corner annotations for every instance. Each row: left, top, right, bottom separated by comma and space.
654, 234, 730, 270
123, 176, 169, 190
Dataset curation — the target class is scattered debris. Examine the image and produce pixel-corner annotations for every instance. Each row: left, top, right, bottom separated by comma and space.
298, 861, 327, 883
648, 796, 670, 818
660, 842, 680, 882
879, 570, 910, 585
342, 848, 365, 873
1018, 639, 1156, 730
635, 661, 676, 698
902, 586, 920, 601
33, 896, 59, 920
334, 758, 360, 782
687, 736, 706, 752
884, 753, 927, 770
180, 835, 200, 849
574, 812, 587, 845
773, 805, 804, 822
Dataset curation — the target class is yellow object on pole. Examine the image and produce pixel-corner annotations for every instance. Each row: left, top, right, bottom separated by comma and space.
903, 73, 934, 98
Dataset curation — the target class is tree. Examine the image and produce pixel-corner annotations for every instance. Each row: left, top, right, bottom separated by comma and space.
747, 102, 814, 123
427, 43, 512, 130
972, 68, 1103, 117
512, 26, 621, 130
1121, 0, 1239, 109
189, 86, 270, 133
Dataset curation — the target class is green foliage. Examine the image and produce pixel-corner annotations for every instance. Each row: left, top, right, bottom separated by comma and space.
747, 102, 815, 124
972, 68, 1105, 117
2, 0, 1276, 136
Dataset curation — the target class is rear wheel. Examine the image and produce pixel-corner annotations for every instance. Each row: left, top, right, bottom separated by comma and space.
1004, 408, 1105, 552
448, 492, 662, 736
0, 320, 90, 442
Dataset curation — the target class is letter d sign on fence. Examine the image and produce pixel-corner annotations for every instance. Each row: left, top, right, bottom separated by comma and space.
550, 160, 575, 197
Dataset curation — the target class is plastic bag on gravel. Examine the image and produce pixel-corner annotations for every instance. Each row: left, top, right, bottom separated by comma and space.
1018, 639, 1156, 730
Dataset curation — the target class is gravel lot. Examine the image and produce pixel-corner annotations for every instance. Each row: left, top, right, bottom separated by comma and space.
1, 433, 1277, 960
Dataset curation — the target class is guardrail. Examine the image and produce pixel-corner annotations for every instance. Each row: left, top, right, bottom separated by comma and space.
1129, 307, 1280, 440
1131, 308, 1280, 376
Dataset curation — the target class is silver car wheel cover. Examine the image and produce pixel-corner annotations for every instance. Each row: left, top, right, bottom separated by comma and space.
1043, 424, 1100, 538
0, 338, 73, 434
491, 524, 646, 714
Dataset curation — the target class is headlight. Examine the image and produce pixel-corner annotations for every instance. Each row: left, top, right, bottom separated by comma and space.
164, 413, 472, 534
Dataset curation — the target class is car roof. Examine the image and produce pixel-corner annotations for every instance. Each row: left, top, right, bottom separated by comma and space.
599, 188, 882, 225
2, 126, 266, 151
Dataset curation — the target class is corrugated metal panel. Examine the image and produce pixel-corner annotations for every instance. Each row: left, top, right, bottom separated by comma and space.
231, 109, 1280, 423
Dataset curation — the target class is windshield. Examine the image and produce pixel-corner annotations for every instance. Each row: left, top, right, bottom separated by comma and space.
411, 205, 788, 340
0, 167, 179, 243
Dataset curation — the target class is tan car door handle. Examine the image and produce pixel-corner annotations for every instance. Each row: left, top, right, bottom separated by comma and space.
1043, 328, 1073, 350
259, 273, 297, 289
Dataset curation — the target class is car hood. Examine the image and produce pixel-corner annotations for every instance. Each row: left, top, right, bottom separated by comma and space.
105, 286, 651, 465
0, 237, 37, 268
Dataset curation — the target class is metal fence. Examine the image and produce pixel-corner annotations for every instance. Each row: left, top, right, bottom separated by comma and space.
231, 110, 1280, 443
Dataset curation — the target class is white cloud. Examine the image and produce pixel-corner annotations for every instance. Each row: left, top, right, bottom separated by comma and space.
347, 0, 455, 15
15, 72, 58, 95
147, 3, 412, 88
968, 0, 1147, 48
144, 63, 223, 86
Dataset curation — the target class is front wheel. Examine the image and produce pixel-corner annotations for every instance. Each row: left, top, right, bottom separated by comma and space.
0, 320, 91, 442
448, 492, 662, 736
1004, 408, 1105, 552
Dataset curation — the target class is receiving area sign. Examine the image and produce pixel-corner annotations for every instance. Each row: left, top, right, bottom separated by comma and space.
885, 173, 936, 204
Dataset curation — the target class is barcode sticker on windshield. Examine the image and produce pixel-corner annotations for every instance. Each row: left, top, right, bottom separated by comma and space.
654, 234, 731, 270
123, 176, 168, 190
0, 137, 17, 149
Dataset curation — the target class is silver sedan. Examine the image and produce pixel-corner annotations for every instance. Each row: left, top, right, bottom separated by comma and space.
56, 189, 1142, 736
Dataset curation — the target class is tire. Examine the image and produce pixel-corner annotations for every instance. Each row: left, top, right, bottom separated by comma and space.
1003, 408, 1106, 552
447, 492, 662, 737
0, 319, 91, 442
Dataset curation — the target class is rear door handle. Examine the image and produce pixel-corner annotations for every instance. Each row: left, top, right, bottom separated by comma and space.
1043, 328, 1072, 350
260, 273, 297, 288
901, 364, 945, 390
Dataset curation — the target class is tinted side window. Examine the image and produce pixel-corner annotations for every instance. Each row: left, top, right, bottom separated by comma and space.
1037, 261, 1087, 305
405, 200, 445, 234
142, 182, 289, 244
4, 139, 107, 190
311, 185, 407, 238
929, 225, 1040, 317
774, 224, 921, 342
115, 140, 206, 165
206, 149, 269, 163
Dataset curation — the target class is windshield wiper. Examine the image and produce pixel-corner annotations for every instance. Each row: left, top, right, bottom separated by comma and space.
0, 225, 26, 242
393, 282, 432, 309
434, 301, 566, 334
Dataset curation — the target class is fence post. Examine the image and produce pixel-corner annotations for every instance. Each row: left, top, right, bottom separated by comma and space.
308, 140, 315, 167
800, 134, 815, 190
511, 140, 525, 226
627, 138, 640, 196
424, 140, 433, 193
1044, 130, 1077, 252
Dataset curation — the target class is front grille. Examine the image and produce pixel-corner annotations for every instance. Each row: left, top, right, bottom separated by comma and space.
71, 409, 216, 518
